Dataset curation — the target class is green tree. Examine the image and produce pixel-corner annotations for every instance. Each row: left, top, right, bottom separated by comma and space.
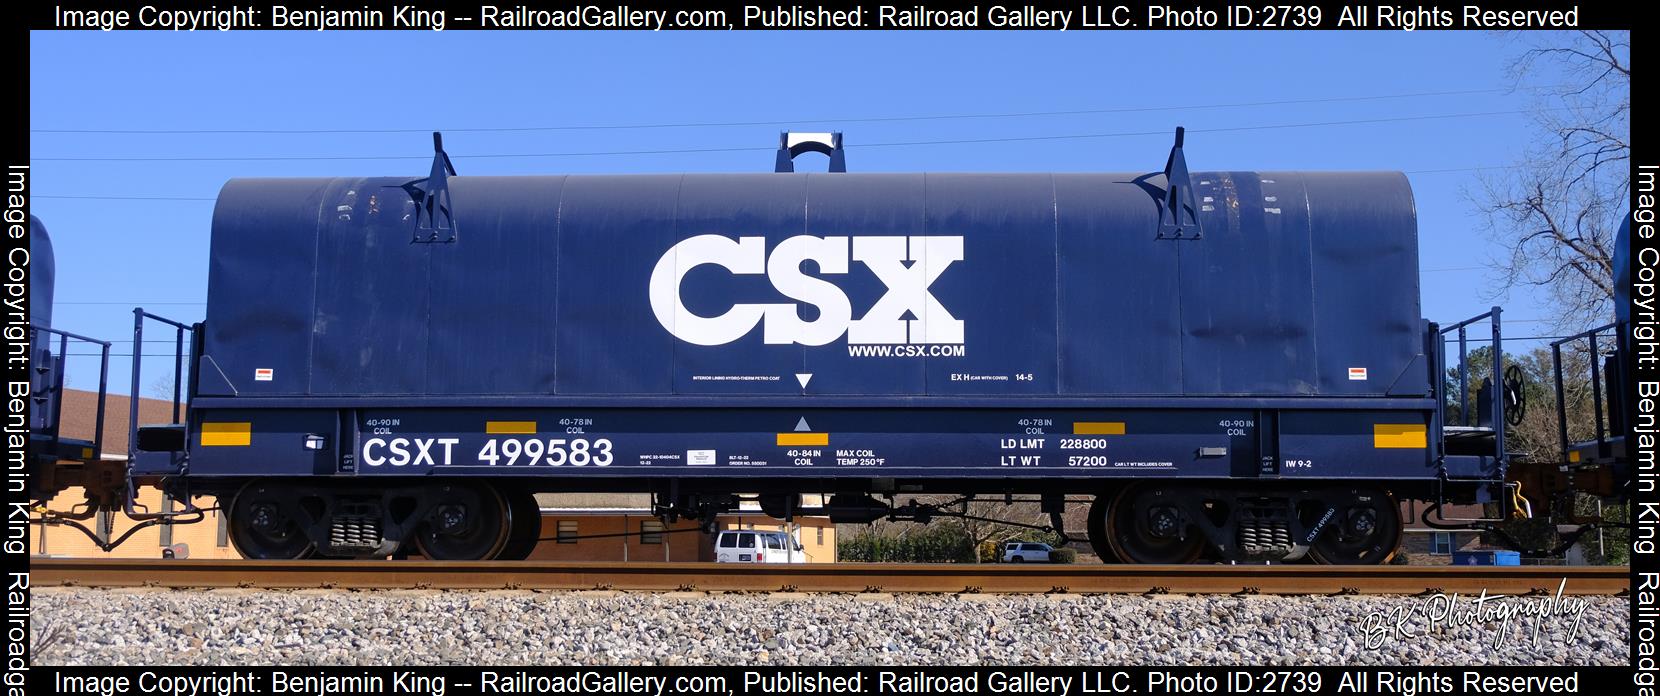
836, 523, 977, 563
1443, 344, 1605, 459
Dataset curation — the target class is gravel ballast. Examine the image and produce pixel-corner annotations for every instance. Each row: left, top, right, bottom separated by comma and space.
33, 588, 1626, 666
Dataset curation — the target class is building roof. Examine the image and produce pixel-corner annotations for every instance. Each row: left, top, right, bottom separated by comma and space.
536, 493, 831, 514
536, 493, 654, 513
56, 388, 180, 459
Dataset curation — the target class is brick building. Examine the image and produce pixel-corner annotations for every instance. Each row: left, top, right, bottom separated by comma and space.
530, 494, 837, 563
1395, 499, 1492, 564
34, 389, 236, 559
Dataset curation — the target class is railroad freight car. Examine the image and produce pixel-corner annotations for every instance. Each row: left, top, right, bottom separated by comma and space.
44, 131, 1537, 563
25, 216, 120, 511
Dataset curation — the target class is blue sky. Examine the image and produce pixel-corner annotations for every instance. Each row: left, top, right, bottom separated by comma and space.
30, 30, 1573, 395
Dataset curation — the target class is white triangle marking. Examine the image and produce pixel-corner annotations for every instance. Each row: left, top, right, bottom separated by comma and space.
795, 417, 811, 432
795, 373, 813, 388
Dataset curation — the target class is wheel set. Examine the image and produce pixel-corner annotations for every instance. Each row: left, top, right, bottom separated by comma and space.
230, 480, 1402, 564
227, 481, 539, 561
1085, 483, 1402, 565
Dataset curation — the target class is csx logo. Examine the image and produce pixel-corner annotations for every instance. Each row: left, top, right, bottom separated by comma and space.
649, 235, 964, 346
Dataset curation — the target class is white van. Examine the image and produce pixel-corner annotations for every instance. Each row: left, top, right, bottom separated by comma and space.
714, 530, 806, 563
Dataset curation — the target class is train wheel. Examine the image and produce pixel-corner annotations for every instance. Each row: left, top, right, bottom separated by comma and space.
495, 490, 543, 561
1086, 494, 1123, 563
1105, 484, 1206, 564
414, 483, 511, 561
228, 484, 315, 560
1307, 488, 1402, 565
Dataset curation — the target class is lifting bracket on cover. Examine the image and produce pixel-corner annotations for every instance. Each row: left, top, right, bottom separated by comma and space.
403, 131, 458, 243
775, 131, 847, 173
1157, 127, 1202, 240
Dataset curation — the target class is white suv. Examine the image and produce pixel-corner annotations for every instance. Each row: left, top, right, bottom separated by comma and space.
714, 530, 807, 563
1001, 542, 1054, 563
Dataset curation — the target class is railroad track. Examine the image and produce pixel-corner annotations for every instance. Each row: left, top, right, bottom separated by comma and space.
30, 559, 1630, 596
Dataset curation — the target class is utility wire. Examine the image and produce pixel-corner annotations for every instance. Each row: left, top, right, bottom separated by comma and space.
36, 162, 1523, 203
31, 86, 1554, 135
1399, 165, 1520, 175
31, 109, 1539, 163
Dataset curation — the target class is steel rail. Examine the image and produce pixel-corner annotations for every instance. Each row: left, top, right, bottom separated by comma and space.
30, 559, 1629, 596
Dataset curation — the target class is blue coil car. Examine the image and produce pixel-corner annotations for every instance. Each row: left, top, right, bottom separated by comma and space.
36, 130, 1541, 563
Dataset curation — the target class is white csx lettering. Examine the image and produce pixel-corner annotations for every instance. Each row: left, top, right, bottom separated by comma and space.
362, 437, 460, 467
648, 235, 965, 346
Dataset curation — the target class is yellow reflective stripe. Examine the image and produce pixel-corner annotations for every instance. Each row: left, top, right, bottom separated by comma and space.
200, 422, 252, 447
1073, 422, 1126, 435
486, 421, 537, 435
1373, 423, 1427, 449
777, 433, 829, 447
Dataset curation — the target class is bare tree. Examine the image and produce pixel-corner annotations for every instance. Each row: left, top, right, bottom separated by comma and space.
950, 498, 1048, 561
837, 495, 1072, 563
1474, 31, 1629, 328
146, 373, 178, 401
